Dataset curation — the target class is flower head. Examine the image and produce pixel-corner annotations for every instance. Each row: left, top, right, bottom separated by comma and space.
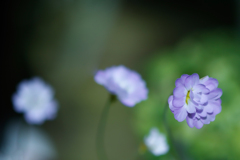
144, 127, 169, 156
12, 77, 58, 124
94, 65, 148, 107
168, 74, 222, 129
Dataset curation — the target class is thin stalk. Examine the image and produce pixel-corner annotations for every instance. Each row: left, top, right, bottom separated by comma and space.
163, 102, 182, 160
96, 94, 116, 160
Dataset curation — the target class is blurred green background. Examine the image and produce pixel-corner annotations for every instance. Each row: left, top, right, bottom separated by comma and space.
2, 0, 240, 160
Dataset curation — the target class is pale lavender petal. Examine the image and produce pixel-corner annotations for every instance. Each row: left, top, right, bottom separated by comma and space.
173, 86, 187, 98
199, 94, 208, 105
94, 71, 107, 85
168, 95, 176, 111
193, 84, 209, 94
25, 109, 46, 125
210, 115, 215, 121
210, 99, 222, 115
120, 99, 135, 107
197, 108, 207, 117
195, 104, 203, 110
208, 88, 223, 100
181, 74, 189, 82
184, 73, 199, 90
175, 78, 183, 87
185, 102, 196, 113
174, 107, 187, 122
190, 91, 203, 109
201, 116, 211, 124
199, 76, 209, 84
120, 87, 148, 107
175, 74, 189, 87
192, 93, 208, 105
172, 97, 185, 108
168, 95, 173, 104
193, 119, 204, 129
186, 115, 194, 128
204, 103, 214, 113
192, 93, 201, 103
204, 78, 219, 91
189, 90, 195, 101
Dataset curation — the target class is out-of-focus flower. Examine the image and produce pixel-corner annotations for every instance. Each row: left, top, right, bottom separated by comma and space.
94, 65, 148, 107
168, 74, 222, 129
0, 121, 57, 160
144, 127, 169, 156
12, 77, 58, 124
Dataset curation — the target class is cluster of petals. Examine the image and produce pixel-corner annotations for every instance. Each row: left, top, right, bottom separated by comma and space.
94, 65, 148, 107
168, 73, 222, 129
12, 77, 58, 124
144, 127, 169, 156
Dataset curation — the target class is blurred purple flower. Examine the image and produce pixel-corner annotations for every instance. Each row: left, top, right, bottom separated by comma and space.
168, 74, 222, 129
12, 77, 58, 124
94, 65, 148, 107
144, 127, 169, 156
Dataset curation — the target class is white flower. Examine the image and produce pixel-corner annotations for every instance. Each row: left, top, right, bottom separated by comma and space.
94, 65, 148, 107
144, 127, 169, 156
0, 121, 57, 160
12, 77, 58, 124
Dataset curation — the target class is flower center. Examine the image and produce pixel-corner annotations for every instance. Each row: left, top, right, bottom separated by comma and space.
185, 90, 190, 104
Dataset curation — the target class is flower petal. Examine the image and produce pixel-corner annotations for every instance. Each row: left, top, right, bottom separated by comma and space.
204, 104, 213, 113
200, 94, 208, 105
210, 115, 216, 122
168, 95, 176, 111
204, 78, 219, 91
208, 88, 223, 100
186, 115, 194, 128
199, 76, 209, 84
209, 99, 222, 115
195, 104, 203, 110
193, 84, 209, 94
175, 74, 189, 87
193, 119, 204, 129
94, 71, 107, 85
185, 101, 196, 113
197, 108, 207, 117
173, 86, 187, 98
184, 73, 199, 90
174, 107, 187, 122
201, 116, 211, 124
181, 74, 189, 81
168, 95, 173, 104
172, 97, 185, 108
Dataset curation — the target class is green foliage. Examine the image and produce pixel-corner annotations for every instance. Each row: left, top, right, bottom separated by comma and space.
134, 30, 240, 159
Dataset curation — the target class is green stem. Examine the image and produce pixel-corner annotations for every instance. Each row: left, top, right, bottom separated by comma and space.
96, 94, 116, 160
163, 102, 182, 160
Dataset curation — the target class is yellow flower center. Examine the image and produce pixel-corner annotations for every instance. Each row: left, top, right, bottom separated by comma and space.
186, 90, 190, 104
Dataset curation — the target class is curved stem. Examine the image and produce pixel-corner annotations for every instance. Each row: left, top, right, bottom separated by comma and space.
96, 94, 116, 160
163, 102, 182, 160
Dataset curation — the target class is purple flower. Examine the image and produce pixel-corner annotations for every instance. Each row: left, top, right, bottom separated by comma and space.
94, 65, 148, 107
168, 74, 222, 129
12, 77, 58, 124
